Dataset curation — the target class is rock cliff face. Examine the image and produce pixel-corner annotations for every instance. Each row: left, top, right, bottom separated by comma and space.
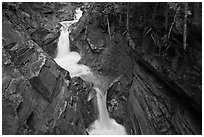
2, 2, 202, 135
2, 2, 90, 135
70, 4, 202, 135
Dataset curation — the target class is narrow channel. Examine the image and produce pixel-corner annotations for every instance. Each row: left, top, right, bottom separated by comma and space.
54, 8, 127, 135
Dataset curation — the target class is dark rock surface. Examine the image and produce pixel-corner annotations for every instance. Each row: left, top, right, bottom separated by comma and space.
70, 4, 202, 135
132, 31, 202, 111
2, 2, 202, 135
2, 2, 89, 135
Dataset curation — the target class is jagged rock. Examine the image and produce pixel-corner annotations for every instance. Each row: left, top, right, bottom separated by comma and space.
69, 77, 96, 129
2, 3, 89, 135
70, 4, 202, 135
30, 28, 60, 58
2, 2, 81, 59
2, 2, 202, 135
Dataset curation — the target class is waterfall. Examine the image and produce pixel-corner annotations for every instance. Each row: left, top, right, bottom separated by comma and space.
95, 87, 110, 128
56, 27, 70, 57
54, 8, 127, 135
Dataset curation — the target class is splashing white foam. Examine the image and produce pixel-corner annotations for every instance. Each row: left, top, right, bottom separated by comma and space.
54, 9, 91, 78
54, 8, 127, 135
87, 87, 127, 135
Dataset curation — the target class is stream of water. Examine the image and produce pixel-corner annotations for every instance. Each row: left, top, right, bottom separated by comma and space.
54, 8, 127, 135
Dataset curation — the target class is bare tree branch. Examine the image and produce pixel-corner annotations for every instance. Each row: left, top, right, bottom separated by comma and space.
107, 15, 111, 37
167, 5, 180, 39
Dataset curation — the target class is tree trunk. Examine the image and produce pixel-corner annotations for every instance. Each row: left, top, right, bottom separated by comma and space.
126, 2, 130, 34
151, 3, 158, 27
183, 2, 188, 50
165, 3, 168, 33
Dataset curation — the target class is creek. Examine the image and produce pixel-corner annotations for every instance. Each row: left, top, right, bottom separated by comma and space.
54, 8, 127, 135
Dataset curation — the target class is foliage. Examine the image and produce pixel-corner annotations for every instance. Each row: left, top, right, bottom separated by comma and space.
85, 2, 202, 81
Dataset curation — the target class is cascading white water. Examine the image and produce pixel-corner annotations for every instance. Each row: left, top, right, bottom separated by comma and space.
95, 87, 110, 128
54, 8, 127, 135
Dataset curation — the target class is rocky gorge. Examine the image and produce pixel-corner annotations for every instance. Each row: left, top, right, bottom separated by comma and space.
2, 2, 202, 135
